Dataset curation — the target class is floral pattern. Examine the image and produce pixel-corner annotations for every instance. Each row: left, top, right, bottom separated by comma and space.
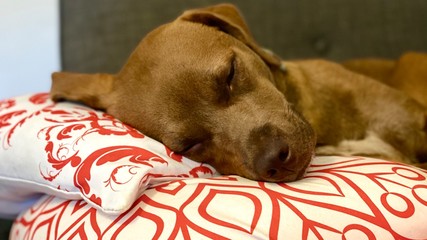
0, 93, 215, 215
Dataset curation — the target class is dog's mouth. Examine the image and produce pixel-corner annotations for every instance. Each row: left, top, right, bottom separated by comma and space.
169, 130, 315, 183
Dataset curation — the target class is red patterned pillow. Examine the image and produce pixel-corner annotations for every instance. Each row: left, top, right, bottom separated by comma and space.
10, 156, 427, 239
0, 93, 216, 217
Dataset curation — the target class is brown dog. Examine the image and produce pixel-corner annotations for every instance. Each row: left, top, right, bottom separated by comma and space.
50, 4, 427, 182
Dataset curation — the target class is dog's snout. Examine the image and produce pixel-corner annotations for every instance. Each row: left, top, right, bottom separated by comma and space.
249, 124, 300, 182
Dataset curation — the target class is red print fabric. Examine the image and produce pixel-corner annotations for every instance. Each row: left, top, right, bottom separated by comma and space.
0, 93, 215, 217
10, 157, 427, 239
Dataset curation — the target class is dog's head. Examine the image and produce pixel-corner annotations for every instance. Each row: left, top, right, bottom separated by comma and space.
51, 4, 316, 182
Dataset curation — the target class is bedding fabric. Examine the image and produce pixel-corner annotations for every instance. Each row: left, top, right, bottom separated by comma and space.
10, 156, 427, 240
0, 93, 215, 217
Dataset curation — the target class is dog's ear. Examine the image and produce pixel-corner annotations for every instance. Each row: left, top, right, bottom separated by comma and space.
179, 3, 282, 68
51, 72, 115, 110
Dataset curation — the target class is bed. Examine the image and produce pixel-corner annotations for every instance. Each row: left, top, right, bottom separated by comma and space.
2, 1, 427, 239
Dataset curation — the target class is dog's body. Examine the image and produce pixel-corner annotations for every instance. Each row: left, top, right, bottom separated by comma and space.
51, 4, 427, 182
277, 59, 426, 163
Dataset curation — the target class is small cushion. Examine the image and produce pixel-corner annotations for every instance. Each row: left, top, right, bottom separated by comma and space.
0, 93, 216, 217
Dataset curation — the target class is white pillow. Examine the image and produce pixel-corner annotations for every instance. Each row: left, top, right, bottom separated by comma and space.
10, 156, 427, 239
0, 93, 216, 217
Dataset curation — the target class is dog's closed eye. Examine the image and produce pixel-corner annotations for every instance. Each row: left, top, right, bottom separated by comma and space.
216, 56, 237, 104
168, 128, 211, 156
217, 54, 255, 103
173, 138, 206, 157
226, 58, 235, 92
179, 141, 204, 155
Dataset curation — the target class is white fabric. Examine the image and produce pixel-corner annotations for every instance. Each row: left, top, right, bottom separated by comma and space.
0, 93, 216, 217
11, 156, 427, 239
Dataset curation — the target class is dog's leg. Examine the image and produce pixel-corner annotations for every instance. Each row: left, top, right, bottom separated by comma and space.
343, 53, 427, 108
315, 131, 412, 164
342, 58, 396, 85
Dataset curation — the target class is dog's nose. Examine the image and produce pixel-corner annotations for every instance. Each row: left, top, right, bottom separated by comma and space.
249, 124, 298, 182
254, 138, 294, 182
258, 144, 291, 179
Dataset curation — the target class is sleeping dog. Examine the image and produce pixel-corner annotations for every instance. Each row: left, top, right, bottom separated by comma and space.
50, 4, 427, 182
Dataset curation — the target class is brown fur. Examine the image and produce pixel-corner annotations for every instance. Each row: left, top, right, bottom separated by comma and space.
343, 52, 427, 108
50, 4, 427, 182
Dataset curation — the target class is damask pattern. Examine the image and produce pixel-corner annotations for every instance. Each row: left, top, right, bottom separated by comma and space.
0, 94, 215, 216
10, 157, 427, 240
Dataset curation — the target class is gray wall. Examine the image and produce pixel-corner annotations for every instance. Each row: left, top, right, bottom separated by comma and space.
60, 0, 427, 73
